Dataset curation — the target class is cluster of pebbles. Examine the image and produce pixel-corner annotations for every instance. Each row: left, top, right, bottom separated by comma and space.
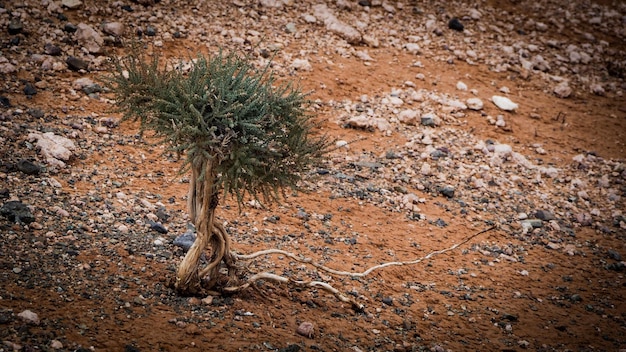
1, 0, 625, 351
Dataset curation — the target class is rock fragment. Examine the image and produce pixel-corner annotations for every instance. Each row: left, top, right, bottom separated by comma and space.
491, 96, 518, 111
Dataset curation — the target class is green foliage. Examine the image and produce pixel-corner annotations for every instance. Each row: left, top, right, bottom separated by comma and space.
106, 49, 329, 206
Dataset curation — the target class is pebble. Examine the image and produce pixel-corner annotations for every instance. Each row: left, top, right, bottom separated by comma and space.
1, 201, 35, 224
466, 97, 483, 110
17, 159, 41, 175
448, 18, 464, 32
439, 186, 455, 198
17, 310, 40, 324
66, 56, 89, 71
491, 96, 519, 111
296, 321, 314, 338
50, 340, 63, 349
456, 81, 468, 91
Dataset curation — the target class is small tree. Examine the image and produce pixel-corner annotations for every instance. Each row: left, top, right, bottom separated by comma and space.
107, 49, 329, 295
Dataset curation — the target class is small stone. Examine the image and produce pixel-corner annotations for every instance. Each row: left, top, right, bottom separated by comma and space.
448, 18, 464, 31
296, 321, 314, 338
575, 212, 592, 226
103, 22, 125, 36
421, 113, 437, 127
62, 0, 82, 9
291, 59, 312, 71
439, 186, 455, 198
145, 26, 157, 36
534, 210, 555, 221
44, 43, 62, 56
66, 56, 89, 71
492, 96, 518, 111
466, 97, 484, 110
608, 249, 622, 261
456, 81, 468, 91
554, 82, 572, 98
17, 160, 41, 175
8, 19, 23, 35
64, 23, 78, 33
1, 201, 35, 224
547, 242, 561, 250
24, 83, 37, 96
50, 340, 63, 349
17, 310, 40, 324
75, 23, 104, 54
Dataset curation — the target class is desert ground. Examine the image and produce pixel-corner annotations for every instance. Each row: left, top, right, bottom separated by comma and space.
1, 0, 625, 351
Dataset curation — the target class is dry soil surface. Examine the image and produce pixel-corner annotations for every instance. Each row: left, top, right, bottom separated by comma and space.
1, 1, 625, 351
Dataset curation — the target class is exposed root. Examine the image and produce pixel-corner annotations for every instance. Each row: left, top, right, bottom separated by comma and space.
219, 226, 496, 312
235, 226, 496, 278
222, 272, 364, 312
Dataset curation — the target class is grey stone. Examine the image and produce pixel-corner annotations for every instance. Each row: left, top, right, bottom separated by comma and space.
1, 201, 35, 224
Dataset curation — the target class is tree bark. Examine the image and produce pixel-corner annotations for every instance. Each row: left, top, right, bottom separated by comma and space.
175, 156, 217, 295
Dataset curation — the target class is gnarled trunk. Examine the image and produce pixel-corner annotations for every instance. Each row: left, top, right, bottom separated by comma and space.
174, 156, 236, 295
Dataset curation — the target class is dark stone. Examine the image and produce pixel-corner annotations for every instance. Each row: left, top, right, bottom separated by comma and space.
28, 108, 45, 118
173, 31, 181, 38
44, 43, 62, 56
0, 189, 9, 199
358, 0, 371, 5
0, 96, 10, 107
1, 201, 35, 224
421, 116, 436, 127
121, 5, 134, 12
66, 56, 89, 71
382, 297, 394, 306
17, 159, 41, 175
82, 84, 102, 95
434, 218, 448, 227
155, 207, 170, 222
9, 37, 20, 46
501, 313, 518, 322
608, 249, 622, 261
23, 83, 37, 96
439, 186, 455, 198
149, 221, 167, 234
278, 344, 300, 352
448, 18, 464, 32
8, 19, 23, 35
534, 210, 556, 221
63, 23, 77, 33
124, 345, 140, 352
145, 26, 156, 36
57, 13, 68, 21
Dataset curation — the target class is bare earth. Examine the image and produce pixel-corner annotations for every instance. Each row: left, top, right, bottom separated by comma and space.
1, 1, 625, 351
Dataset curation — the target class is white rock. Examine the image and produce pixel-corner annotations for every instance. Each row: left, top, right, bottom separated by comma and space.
335, 140, 348, 148
76, 23, 104, 54
291, 59, 312, 71
466, 97, 484, 110
591, 83, 605, 96
468, 8, 481, 20
103, 22, 125, 36
18, 310, 40, 324
73, 77, 95, 90
456, 81, 468, 91
347, 115, 390, 131
62, 0, 82, 9
313, 4, 361, 44
420, 163, 431, 175
491, 95, 519, 111
28, 132, 76, 168
397, 109, 419, 125
0, 62, 17, 74
50, 340, 63, 349
388, 96, 404, 106
493, 144, 512, 155
260, 0, 284, 8
554, 82, 572, 98
403, 43, 420, 54
302, 14, 317, 23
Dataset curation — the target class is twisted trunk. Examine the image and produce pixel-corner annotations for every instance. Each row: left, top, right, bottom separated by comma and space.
175, 156, 235, 295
